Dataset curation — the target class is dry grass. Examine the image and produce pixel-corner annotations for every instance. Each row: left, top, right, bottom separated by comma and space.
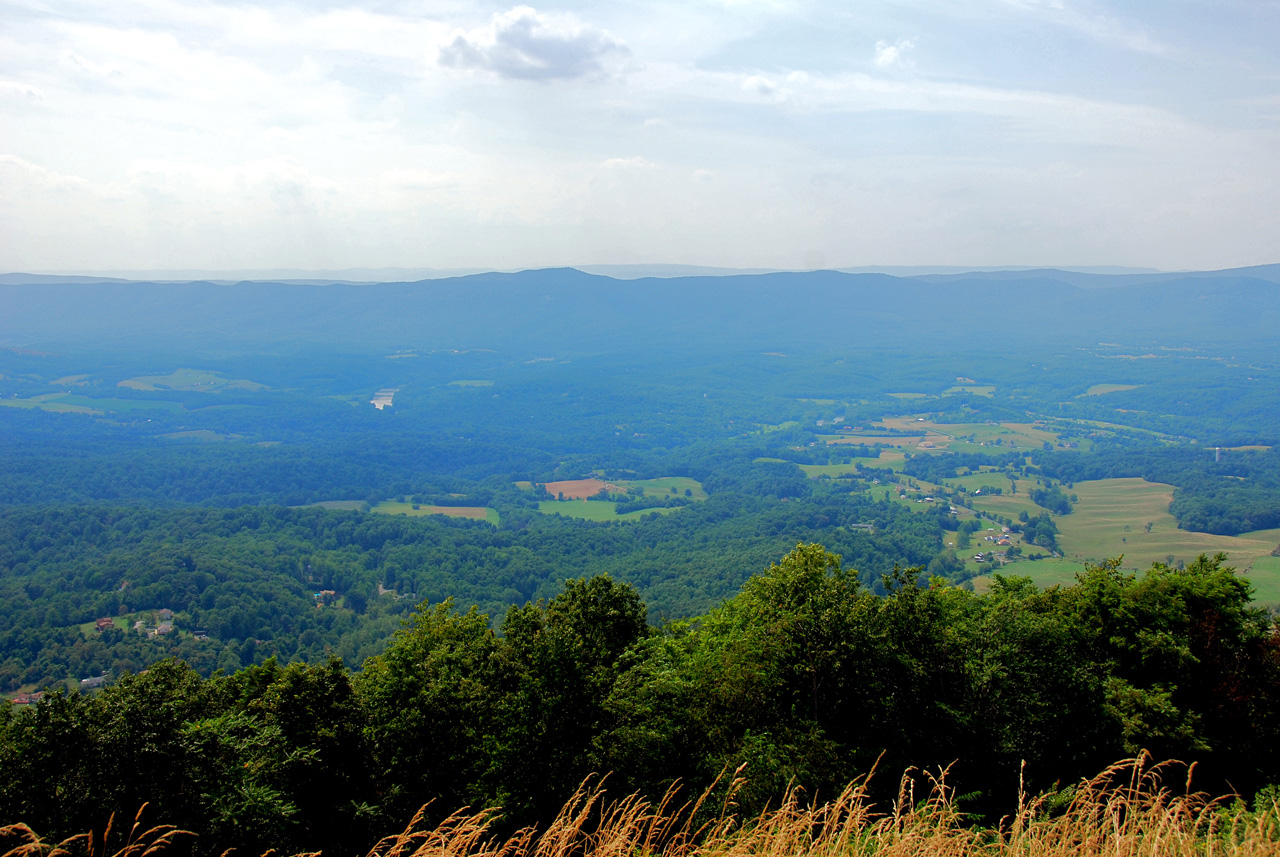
364, 756, 1279, 857
4, 758, 1278, 857
1, 804, 191, 857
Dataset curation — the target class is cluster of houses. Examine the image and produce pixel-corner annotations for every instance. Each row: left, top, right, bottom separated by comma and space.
974, 527, 1016, 562
94, 608, 180, 638
9, 691, 44, 706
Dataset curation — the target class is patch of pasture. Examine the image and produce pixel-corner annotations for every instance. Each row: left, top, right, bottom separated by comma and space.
372, 501, 499, 524
1243, 557, 1280, 606
856, 452, 906, 469
0, 395, 101, 415
119, 368, 266, 392
876, 418, 1059, 451
828, 435, 929, 447
0, 392, 188, 415
1055, 478, 1280, 572
971, 560, 1093, 594
448, 379, 494, 387
799, 463, 863, 478
160, 430, 229, 441
946, 472, 1016, 489
944, 385, 995, 397
1071, 418, 1176, 440
968, 493, 1045, 519
617, 476, 707, 500
61, 395, 185, 413
536, 500, 679, 522
1082, 384, 1141, 396
887, 392, 929, 399
298, 500, 365, 510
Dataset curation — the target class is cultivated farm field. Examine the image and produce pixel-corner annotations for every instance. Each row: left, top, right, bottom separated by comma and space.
372, 501, 500, 525
971, 559, 1093, 593
118, 368, 266, 392
541, 478, 625, 500
537, 500, 679, 522
1054, 478, 1280, 593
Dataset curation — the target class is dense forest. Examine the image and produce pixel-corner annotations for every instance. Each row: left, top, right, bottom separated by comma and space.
0, 491, 946, 691
3, 547, 1278, 856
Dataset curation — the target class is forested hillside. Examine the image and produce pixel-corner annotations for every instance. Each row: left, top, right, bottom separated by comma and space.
0, 495, 946, 691
4, 547, 1277, 857
5, 269, 1280, 352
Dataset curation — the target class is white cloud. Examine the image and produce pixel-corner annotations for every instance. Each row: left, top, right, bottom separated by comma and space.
874, 39, 914, 68
601, 156, 654, 168
438, 6, 629, 81
0, 80, 44, 101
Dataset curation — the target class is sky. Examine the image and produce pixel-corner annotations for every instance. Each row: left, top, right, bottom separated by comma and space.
1, 0, 1278, 274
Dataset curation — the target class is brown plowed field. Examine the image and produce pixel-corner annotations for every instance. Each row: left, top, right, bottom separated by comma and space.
542, 478, 624, 499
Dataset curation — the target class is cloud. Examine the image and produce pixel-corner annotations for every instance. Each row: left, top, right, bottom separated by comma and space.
0, 81, 44, 101
874, 39, 915, 68
601, 156, 654, 169
438, 6, 629, 81
742, 74, 777, 96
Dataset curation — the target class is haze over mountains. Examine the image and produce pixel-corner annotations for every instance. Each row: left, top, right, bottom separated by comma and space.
3, 266, 1279, 355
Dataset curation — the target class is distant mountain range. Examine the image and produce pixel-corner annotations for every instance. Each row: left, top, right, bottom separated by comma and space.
2, 266, 1278, 354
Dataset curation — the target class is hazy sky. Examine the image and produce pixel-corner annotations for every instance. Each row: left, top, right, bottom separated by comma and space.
2, 0, 1278, 272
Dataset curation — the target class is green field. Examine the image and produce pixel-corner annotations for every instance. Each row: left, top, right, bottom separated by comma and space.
825, 419, 1061, 455
1055, 478, 1280, 574
969, 493, 1044, 519
537, 500, 681, 522
448, 379, 494, 387
49, 374, 92, 386
0, 394, 102, 414
799, 462, 864, 478
944, 472, 1022, 493
1243, 557, 1280, 604
372, 501, 499, 525
887, 392, 929, 399
617, 476, 707, 500
971, 559, 1093, 593
119, 368, 266, 392
1, 393, 201, 415
161, 430, 230, 441
1081, 383, 1140, 396
944, 385, 995, 397
63, 394, 185, 412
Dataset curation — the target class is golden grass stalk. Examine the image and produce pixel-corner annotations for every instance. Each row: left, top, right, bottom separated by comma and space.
1, 803, 191, 857
363, 756, 1279, 857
